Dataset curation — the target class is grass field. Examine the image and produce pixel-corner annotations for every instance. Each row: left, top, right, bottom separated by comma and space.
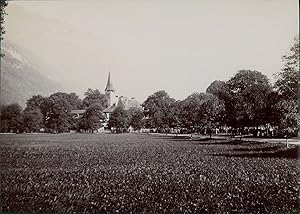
0, 133, 299, 213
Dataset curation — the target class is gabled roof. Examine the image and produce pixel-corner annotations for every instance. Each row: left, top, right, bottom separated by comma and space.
105, 72, 115, 92
117, 97, 142, 110
103, 97, 142, 113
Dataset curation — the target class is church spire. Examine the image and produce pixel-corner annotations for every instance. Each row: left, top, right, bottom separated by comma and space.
105, 72, 115, 92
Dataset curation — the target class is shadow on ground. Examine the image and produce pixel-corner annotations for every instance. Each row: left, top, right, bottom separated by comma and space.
212, 146, 299, 159
149, 135, 265, 145
149, 135, 228, 142
149, 135, 299, 159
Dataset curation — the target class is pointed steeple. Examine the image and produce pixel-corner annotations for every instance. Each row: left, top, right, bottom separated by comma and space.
105, 72, 115, 92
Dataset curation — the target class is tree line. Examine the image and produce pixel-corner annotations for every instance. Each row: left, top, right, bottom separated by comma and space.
0, 89, 107, 133
108, 36, 299, 137
0, 37, 298, 137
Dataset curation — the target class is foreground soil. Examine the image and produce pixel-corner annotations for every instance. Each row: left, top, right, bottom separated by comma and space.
0, 133, 299, 213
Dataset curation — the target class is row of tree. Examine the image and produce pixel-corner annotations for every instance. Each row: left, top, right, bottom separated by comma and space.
0, 89, 108, 133
0, 37, 299, 136
109, 37, 299, 137
0, 89, 145, 134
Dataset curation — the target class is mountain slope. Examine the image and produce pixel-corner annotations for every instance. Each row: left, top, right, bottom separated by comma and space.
0, 41, 62, 108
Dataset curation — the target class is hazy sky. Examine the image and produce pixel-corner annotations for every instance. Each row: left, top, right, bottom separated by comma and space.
4, 0, 299, 102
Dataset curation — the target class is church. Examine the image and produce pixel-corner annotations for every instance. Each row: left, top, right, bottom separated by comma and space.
102, 72, 142, 120
71, 72, 142, 123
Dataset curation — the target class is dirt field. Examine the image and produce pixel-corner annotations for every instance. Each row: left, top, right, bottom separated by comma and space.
0, 133, 299, 213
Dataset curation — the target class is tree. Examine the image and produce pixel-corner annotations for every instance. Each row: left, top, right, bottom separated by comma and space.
79, 103, 105, 132
180, 93, 224, 137
264, 91, 282, 127
143, 90, 176, 131
227, 70, 273, 128
66, 92, 83, 110
274, 36, 299, 138
23, 95, 46, 132
39, 92, 84, 133
0, 0, 8, 131
40, 92, 74, 133
0, 0, 7, 51
83, 88, 108, 109
152, 110, 166, 131
108, 106, 130, 133
23, 109, 44, 133
143, 90, 172, 117
206, 80, 229, 100
129, 108, 144, 131
165, 100, 182, 130
25, 95, 46, 111
0, 103, 23, 133
275, 99, 299, 139
275, 36, 299, 102
206, 80, 231, 126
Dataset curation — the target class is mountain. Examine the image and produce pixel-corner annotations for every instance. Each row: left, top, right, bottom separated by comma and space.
0, 40, 62, 108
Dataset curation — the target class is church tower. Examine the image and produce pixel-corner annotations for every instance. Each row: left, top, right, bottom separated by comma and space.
105, 72, 117, 107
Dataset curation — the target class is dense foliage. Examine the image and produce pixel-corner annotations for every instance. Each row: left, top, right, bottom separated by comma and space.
0, 0, 7, 54
180, 93, 224, 136
0, 103, 23, 133
79, 103, 106, 132
129, 108, 144, 131
275, 36, 299, 102
109, 106, 131, 133
23, 109, 44, 133
83, 88, 108, 109
227, 70, 273, 128
0, 89, 106, 133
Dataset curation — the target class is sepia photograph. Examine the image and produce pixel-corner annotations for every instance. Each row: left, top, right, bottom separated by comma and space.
0, 0, 299, 213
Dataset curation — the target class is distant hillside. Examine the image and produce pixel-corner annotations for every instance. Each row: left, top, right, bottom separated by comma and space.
0, 41, 62, 108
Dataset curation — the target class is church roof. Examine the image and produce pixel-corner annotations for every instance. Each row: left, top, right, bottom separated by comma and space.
117, 97, 142, 110
103, 97, 142, 113
105, 72, 115, 92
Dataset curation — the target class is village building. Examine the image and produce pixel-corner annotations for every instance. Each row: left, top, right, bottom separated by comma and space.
103, 72, 142, 120
70, 72, 142, 130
